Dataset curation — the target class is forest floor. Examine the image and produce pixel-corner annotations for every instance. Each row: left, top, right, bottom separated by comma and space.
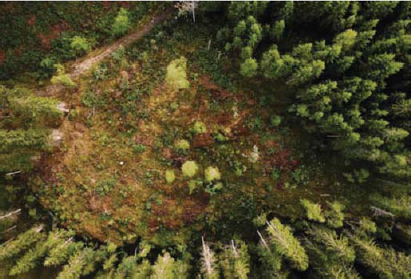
30, 17, 370, 247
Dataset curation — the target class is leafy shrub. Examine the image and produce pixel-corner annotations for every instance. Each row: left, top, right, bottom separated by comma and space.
215, 133, 227, 142
132, 144, 146, 154
112, 8, 130, 37
93, 63, 108, 81
205, 166, 221, 182
70, 36, 91, 56
300, 199, 325, 222
165, 170, 175, 184
51, 64, 76, 88
39, 57, 57, 78
175, 139, 190, 150
95, 178, 116, 197
182, 161, 198, 178
326, 201, 345, 228
192, 121, 207, 134
166, 57, 190, 91
240, 58, 258, 77
270, 116, 282, 127
271, 168, 281, 180
111, 46, 126, 62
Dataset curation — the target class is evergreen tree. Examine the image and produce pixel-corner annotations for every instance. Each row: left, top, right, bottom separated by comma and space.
200, 237, 219, 279
265, 218, 309, 271
220, 240, 250, 279
300, 199, 325, 223
151, 252, 188, 279
0, 225, 45, 261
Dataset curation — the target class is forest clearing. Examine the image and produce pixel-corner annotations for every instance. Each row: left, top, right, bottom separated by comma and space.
0, 2, 410, 278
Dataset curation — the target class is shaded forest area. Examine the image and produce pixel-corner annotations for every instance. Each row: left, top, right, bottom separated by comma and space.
0, 2, 410, 278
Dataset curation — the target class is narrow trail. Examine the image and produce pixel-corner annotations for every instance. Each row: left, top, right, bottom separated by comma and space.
38, 7, 173, 97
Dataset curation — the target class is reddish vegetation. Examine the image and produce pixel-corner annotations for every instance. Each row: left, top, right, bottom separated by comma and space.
0, 51, 6, 64
38, 22, 69, 50
27, 14, 36, 26
199, 75, 232, 101
161, 148, 173, 159
192, 133, 214, 148
102, 1, 111, 10
13, 46, 24, 56
182, 197, 208, 223
134, 134, 154, 147
88, 196, 113, 214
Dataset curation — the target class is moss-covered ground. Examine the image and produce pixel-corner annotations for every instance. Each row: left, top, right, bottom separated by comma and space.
30, 18, 371, 247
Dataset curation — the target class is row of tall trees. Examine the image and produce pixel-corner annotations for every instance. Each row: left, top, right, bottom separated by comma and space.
1, 197, 409, 278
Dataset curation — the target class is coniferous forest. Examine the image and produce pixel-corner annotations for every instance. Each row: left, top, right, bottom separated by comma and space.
0, 2, 410, 278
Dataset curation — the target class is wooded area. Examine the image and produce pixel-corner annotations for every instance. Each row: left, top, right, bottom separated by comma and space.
0, 2, 409, 278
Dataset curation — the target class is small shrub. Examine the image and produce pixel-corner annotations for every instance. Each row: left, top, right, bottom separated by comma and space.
205, 166, 221, 182
96, 178, 116, 197
112, 8, 130, 37
300, 199, 325, 222
132, 144, 146, 154
39, 57, 57, 78
215, 133, 227, 142
270, 116, 282, 127
326, 201, 345, 228
175, 139, 190, 150
93, 63, 108, 81
240, 58, 258, 77
271, 168, 281, 180
182, 160, 198, 178
51, 64, 76, 88
165, 170, 175, 184
70, 36, 91, 56
192, 121, 207, 134
166, 56, 190, 91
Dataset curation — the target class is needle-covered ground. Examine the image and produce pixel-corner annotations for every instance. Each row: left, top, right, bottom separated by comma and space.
30, 22, 368, 246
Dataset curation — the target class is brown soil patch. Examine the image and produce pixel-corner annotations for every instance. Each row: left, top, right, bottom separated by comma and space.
38, 22, 69, 50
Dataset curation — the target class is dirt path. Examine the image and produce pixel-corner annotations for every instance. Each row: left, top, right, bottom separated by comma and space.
38, 7, 173, 97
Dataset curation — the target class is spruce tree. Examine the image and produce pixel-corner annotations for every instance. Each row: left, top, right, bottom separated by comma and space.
200, 237, 219, 279
0, 225, 45, 261
265, 218, 309, 271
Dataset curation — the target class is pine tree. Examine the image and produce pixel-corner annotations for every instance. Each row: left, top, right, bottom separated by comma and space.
220, 240, 250, 279
325, 201, 345, 228
300, 199, 325, 223
200, 237, 219, 279
352, 236, 411, 278
9, 229, 75, 276
57, 247, 95, 279
256, 230, 286, 278
308, 227, 355, 263
0, 225, 45, 261
9, 240, 47, 276
265, 218, 309, 271
151, 252, 188, 279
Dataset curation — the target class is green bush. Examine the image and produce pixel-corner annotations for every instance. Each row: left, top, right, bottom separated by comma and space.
301, 199, 325, 223
270, 116, 282, 127
112, 8, 130, 37
166, 57, 190, 91
70, 36, 91, 56
175, 139, 190, 150
205, 166, 221, 182
51, 64, 76, 88
192, 121, 207, 134
182, 161, 198, 178
165, 170, 175, 184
